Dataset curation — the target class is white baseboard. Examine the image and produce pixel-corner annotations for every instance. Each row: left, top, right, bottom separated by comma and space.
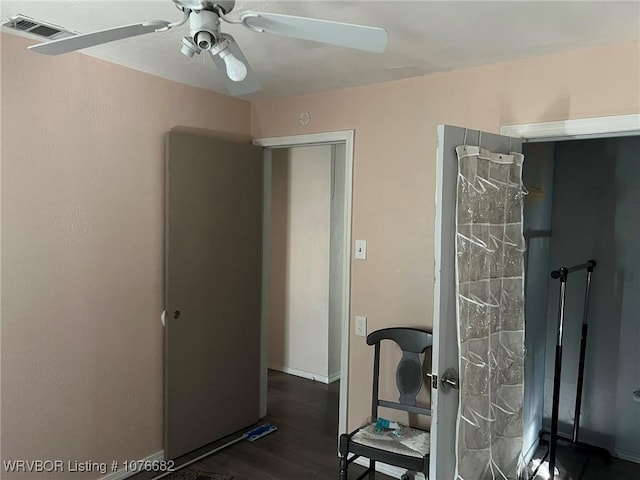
270, 365, 335, 384
353, 457, 426, 479
99, 450, 164, 480
612, 448, 640, 464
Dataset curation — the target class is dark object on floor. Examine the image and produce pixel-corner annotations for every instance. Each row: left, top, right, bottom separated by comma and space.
165, 469, 233, 480
339, 327, 433, 479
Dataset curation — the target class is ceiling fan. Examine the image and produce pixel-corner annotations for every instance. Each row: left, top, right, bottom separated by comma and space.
28, 0, 389, 96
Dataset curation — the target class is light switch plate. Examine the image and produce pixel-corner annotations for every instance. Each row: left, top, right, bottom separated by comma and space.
355, 240, 367, 260
355, 316, 367, 337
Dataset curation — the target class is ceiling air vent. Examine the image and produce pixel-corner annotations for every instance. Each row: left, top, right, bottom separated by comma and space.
2, 14, 76, 40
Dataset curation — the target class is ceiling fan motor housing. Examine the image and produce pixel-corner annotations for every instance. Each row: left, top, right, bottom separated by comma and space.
190, 10, 221, 50
174, 1, 235, 14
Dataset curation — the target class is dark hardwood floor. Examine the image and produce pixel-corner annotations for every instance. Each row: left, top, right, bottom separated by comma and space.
528, 443, 640, 480
136, 370, 639, 479
143, 370, 392, 480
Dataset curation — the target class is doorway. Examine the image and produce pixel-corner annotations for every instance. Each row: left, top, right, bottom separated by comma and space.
254, 130, 354, 441
521, 135, 640, 477
267, 144, 345, 383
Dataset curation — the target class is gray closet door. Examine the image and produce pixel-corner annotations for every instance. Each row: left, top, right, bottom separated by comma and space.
164, 131, 263, 460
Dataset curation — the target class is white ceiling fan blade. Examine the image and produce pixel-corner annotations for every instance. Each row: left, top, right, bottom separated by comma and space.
28, 21, 170, 55
240, 12, 388, 53
209, 35, 261, 96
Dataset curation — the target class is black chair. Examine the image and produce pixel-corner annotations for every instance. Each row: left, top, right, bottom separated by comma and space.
339, 327, 433, 479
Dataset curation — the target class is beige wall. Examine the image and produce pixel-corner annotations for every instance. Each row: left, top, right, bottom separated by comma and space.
269, 146, 332, 380
251, 40, 640, 431
1, 33, 251, 478
2, 28, 639, 474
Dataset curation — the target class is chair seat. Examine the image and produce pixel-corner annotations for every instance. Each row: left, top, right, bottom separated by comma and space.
351, 423, 431, 458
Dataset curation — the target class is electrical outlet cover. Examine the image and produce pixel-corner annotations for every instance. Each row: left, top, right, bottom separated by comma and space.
355, 315, 367, 337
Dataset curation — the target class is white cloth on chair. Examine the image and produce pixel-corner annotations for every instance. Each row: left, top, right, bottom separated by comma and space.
351, 423, 431, 458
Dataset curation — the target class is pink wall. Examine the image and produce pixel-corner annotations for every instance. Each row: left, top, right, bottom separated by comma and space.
1, 33, 251, 478
2, 29, 639, 475
251, 40, 640, 431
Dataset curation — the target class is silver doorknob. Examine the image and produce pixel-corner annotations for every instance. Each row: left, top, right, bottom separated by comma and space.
441, 368, 459, 393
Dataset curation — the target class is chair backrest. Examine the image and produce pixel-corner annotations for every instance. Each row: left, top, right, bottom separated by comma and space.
367, 327, 433, 418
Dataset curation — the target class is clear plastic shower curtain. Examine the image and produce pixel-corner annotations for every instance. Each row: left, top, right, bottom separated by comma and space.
455, 145, 526, 480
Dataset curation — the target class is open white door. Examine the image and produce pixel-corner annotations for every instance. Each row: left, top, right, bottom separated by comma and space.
431, 125, 522, 479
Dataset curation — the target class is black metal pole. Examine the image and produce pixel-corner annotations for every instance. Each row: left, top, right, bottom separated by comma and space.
549, 270, 568, 478
549, 344, 563, 478
572, 262, 595, 443
573, 322, 588, 443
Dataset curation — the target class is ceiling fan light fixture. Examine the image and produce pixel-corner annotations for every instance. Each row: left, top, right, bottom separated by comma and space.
219, 46, 247, 82
189, 9, 220, 50
194, 30, 215, 49
180, 37, 200, 57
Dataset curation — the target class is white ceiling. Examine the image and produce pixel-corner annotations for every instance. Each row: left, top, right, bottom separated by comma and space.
2, 1, 639, 99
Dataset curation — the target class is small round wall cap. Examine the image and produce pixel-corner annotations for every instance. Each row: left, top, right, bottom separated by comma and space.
299, 111, 311, 126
